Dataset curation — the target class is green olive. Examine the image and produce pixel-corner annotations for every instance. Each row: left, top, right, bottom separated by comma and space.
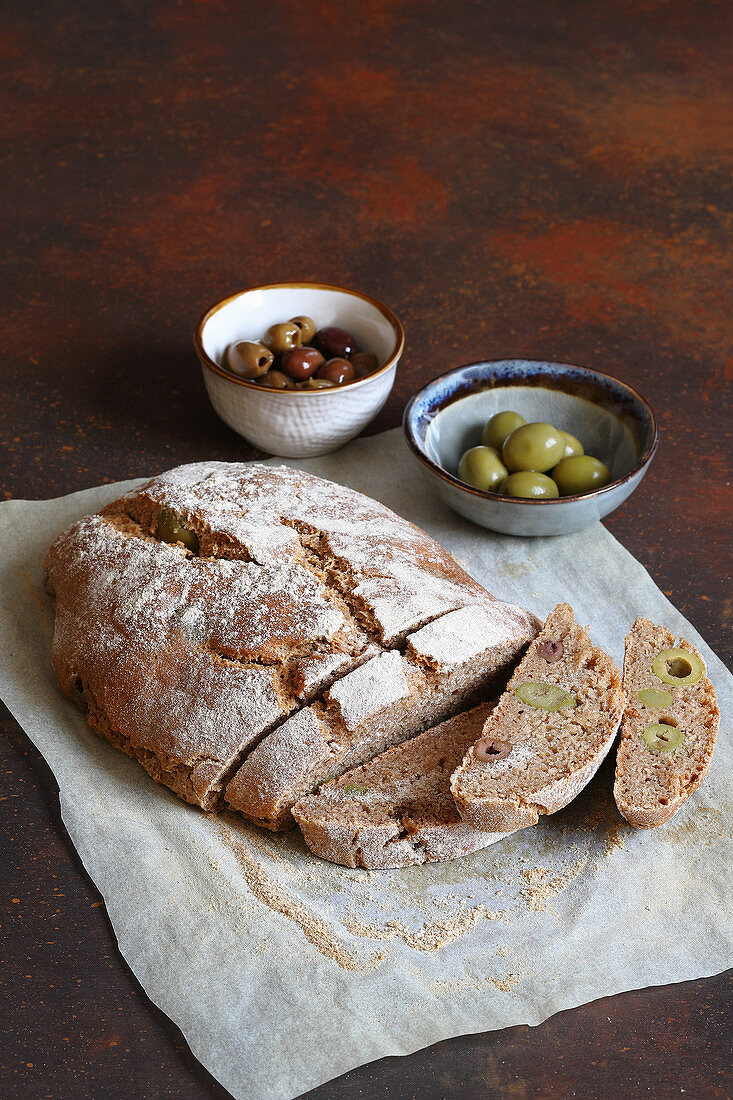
289, 315, 316, 343
340, 783, 370, 795
558, 429, 584, 458
502, 422, 565, 472
225, 341, 274, 379
501, 471, 559, 498
636, 687, 674, 708
264, 321, 302, 355
515, 682, 576, 711
551, 455, 612, 496
482, 410, 526, 452
157, 507, 199, 553
458, 446, 508, 491
643, 723, 684, 753
652, 647, 704, 687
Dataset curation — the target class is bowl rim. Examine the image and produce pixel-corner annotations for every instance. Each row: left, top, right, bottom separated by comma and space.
402, 358, 659, 506
193, 282, 405, 396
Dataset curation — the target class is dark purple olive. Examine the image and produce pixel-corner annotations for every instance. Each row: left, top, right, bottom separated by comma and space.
254, 369, 294, 389
349, 351, 379, 377
280, 347, 325, 381
317, 358, 355, 385
315, 326, 357, 359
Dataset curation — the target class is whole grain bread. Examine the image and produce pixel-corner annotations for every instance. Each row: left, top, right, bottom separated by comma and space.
293, 703, 514, 868
44, 462, 539, 819
224, 603, 538, 829
613, 618, 719, 828
450, 604, 624, 832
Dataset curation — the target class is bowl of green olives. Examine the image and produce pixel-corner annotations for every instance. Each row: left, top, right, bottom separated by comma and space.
195, 283, 404, 457
403, 360, 658, 536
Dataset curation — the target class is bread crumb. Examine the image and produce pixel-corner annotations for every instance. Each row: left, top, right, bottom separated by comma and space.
488, 972, 520, 992
343, 906, 505, 951
520, 858, 589, 915
228, 834, 362, 970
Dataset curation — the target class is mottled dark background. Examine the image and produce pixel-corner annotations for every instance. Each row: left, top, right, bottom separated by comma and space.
1, 0, 731, 1097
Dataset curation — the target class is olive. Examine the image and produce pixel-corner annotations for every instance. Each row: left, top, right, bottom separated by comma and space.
643, 722, 684, 753
157, 507, 199, 553
225, 341, 274, 379
482, 410, 526, 452
264, 321, 302, 355
254, 369, 295, 390
474, 738, 512, 760
298, 377, 337, 389
552, 455, 611, 495
317, 357, 355, 385
636, 687, 674, 708
315, 326, 357, 359
501, 471, 559, 498
514, 682, 576, 711
502, 422, 565, 472
350, 351, 379, 377
457, 446, 508, 491
558, 429, 584, 458
280, 346, 324, 381
290, 315, 317, 344
652, 647, 704, 687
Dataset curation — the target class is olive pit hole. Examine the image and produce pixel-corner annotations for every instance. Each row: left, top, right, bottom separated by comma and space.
666, 656, 692, 678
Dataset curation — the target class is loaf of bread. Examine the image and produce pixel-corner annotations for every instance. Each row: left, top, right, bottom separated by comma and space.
293, 703, 515, 868
43, 462, 540, 821
613, 618, 719, 828
450, 604, 624, 832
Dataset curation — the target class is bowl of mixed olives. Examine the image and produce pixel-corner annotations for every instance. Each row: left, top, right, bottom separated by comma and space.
195, 283, 404, 457
403, 360, 658, 536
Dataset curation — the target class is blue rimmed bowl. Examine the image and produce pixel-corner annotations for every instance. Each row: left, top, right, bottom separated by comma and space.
403, 360, 658, 537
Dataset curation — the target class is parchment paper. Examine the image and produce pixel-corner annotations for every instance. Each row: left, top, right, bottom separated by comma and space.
1, 428, 730, 1100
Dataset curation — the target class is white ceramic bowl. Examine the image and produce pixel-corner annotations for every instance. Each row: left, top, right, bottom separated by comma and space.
403, 360, 658, 536
194, 283, 404, 457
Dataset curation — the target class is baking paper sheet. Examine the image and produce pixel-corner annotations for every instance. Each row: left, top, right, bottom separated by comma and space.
0, 428, 730, 1100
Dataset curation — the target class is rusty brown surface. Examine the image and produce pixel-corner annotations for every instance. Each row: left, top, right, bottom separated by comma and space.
1, 0, 731, 1097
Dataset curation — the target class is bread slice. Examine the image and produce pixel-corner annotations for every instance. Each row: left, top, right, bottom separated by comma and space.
450, 604, 624, 832
613, 618, 719, 828
293, 703, 515, 868
224, 602, 540, 829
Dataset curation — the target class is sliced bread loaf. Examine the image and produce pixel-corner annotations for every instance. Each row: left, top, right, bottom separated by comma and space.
450, 604, 624, 832
224, 602, 539, 829
613, 618, 719, 828
293, 703, 514, 868
44, 462, 539, 817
